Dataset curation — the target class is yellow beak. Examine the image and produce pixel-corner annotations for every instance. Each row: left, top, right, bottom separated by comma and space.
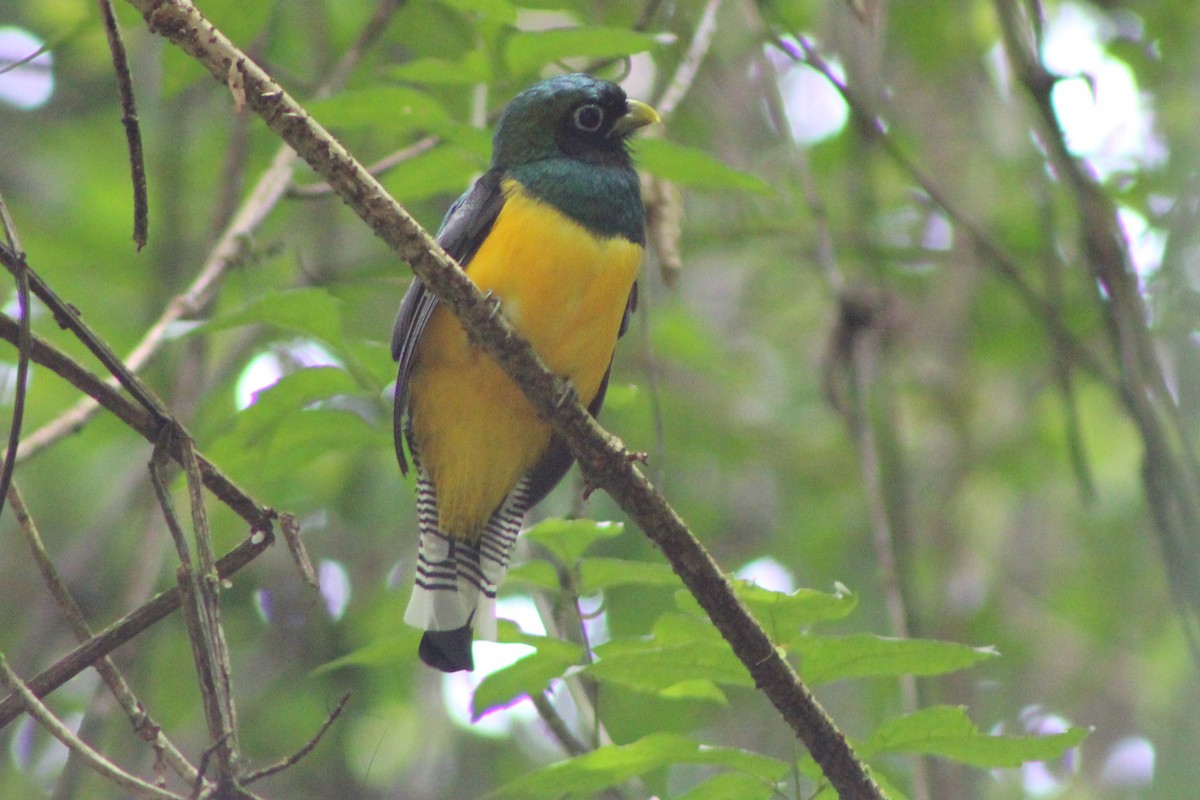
610, 99, 661, 137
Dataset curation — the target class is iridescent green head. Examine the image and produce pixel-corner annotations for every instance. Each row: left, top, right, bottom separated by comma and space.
491, 73, 659, 170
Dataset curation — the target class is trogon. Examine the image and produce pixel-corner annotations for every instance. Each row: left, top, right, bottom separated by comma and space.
391, 74, 659, 672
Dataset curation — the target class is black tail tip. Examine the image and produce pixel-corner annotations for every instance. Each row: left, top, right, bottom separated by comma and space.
419, 626, 475, 672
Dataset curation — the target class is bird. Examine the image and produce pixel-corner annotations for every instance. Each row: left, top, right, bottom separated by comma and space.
391, 74, 659, 672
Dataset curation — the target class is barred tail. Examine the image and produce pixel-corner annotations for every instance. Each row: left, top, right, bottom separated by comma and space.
404, 467, 530, 672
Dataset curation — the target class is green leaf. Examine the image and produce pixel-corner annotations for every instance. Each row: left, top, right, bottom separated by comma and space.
795, 634, 999, 685
219, 366, 361, 446
387, 51, 493, 85
739, 583, 859, 643
579, 557, 680, 593
308, 87, 451, 131
504, 27, 660, 75
523, 518, 624, 565
436, 0, 518, 23
472, 635, 581, 719
635, 138, 772, 194
485, 733, 787, 800
206, 287, 344, 346
506, 560, 561, 592
863, 706, 1089, 769
658, 678, 728, 704
382, 144, 485, 206
586, 614, 751, 692
676, 771, 780, 800
675, 582, 858, 644
760, 0, 815, 33
312, 632, 420, 675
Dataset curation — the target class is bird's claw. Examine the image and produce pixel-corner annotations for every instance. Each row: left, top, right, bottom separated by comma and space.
580, 451, 648, 501
481, 290, 502, 318
555, 382, 578, 408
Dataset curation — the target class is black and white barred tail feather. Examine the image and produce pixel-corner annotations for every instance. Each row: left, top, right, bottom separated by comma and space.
403, 464, 531, 672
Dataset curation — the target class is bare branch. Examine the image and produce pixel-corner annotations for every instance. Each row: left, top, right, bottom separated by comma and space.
19, 0, 407, 461
241, 692, 351, 785
0, 193, 31, 523
152, 429, 241, 788
0, 524, 272, 730
8, 482, 206, 788
95, 0, 149, 249
0, 654, 185, 800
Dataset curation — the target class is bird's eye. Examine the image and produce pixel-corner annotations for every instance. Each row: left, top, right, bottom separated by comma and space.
572, 104, 605, 133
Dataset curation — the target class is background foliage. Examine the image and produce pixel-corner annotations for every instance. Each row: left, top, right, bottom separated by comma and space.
0, 0, 1195, 797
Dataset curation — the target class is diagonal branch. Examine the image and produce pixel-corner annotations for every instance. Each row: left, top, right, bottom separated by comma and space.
8, 482, 207, 789
0, 314, 275, 730
121, 1, 883, 797
993, 0, 1200, 653
19, 0, 407, 462
0, 655, 185, 800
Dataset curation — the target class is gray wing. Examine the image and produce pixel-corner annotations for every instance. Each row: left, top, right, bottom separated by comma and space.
392, 169, 506, 474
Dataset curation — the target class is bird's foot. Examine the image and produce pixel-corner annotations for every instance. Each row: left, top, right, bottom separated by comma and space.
580, 451, 649, 501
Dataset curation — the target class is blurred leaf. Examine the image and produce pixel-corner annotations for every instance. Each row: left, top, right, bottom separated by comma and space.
524, 518, 624, 565
308, 87, 451, 131
659, 678, 728, 704
387, 51, 493, 85
675, 582, 858, 645
472, 635, 581, 719
636, 139, 772, 194
504, 27, 660, 75
506, 560, 561, 591
795, 634, 999, 685
382, 144, 485, 205
586, 613, 751, 692
863, 705, 1089, 768
760, 0, 815, 33
312, 632, 420, 674
436, 0, 518, 23
205, 287, 344, 346
676, 771, 780, 800
579, 557, 680, 593
218, 366, 361, 446
486, 732, 787, 800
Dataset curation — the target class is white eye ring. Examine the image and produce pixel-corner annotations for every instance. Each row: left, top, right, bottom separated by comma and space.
572, 104, 605, 132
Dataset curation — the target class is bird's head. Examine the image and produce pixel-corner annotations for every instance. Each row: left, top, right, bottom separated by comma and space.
491, 73, 659, 170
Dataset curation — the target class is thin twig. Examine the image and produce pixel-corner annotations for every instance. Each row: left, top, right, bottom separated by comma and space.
0, 249, 170, 422
19, 0, 408, 461
993, 0, 1200, 658
96, 0, 149, 249
241, 692, 351, 784
529, 691, 589, 756
0, 194, 30, 523
288, 136, 439, 199
654, 0, 721, 119
280, 511, 318, 589
0, 655, 184, 800
8, 482, 205, 788
760, 36, 932, 796
0, 312, 275, 530
152, 430, 241, 787
16, 144, 295, 460
0, 316, 274, 728
773, 34, 1121, 397
0, 526, 272, 730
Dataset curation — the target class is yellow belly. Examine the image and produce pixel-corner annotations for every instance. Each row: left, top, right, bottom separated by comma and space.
409, 179, 642, 538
